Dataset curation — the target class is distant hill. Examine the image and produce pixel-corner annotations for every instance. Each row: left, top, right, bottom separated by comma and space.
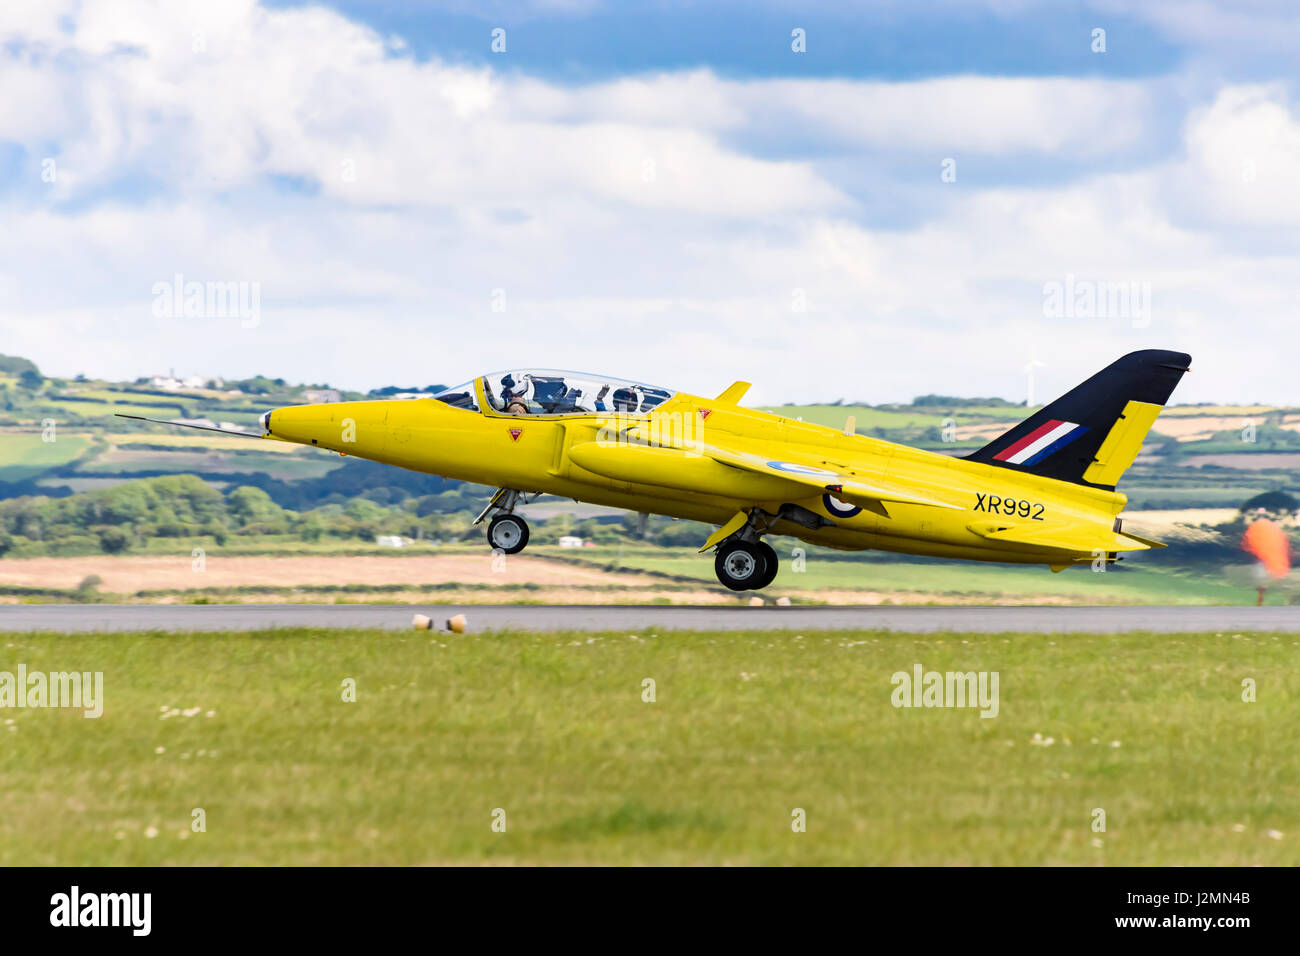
0, 354, 39, 376
236, 458, 469, 510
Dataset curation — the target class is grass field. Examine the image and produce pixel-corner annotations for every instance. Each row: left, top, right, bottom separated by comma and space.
79, 447, 341, 479
583, 546, 1254, 604
1, 627, 1296, 865
0, 543, 1270, 605
71, 389, 212, 406
39, 399, 191, 420
0, 541, 1270, 605
0, 433, 93, 481
767, 405, 950, 429
114, 434, 305, 453
770, 404, 1029, 431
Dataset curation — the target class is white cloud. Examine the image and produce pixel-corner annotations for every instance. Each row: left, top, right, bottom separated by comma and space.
0, 0, 1298, 406
1171, 84, 1300, 228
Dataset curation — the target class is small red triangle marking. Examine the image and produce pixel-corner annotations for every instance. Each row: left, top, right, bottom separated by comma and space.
698, 408, 712, 420
508, 428, 523, 442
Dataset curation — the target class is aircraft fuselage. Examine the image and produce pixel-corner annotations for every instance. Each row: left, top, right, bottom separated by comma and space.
263, 389, 1128, 569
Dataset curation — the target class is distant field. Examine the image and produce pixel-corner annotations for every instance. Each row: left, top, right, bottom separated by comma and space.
41, 399, 189, 420
70, 389, 195, 406
593, 547, 1253, 605
1, 628, 1294, 865
115, 434, 302, 453
767, 405, 948, 429
1149, 415, 1254, 439
0, 552, 690, 596
1189, 452, 1300, 469
35, 476, 176, 494
1120, 487, 1269, 509
0, 543, 1266, 606
1163, 405, 1280, 417
0, 433, 92, 481
1119, 509, 1237, 532
80, 447, 341, 480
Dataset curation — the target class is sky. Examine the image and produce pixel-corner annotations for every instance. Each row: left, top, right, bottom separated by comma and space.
2, 0, 1299, 405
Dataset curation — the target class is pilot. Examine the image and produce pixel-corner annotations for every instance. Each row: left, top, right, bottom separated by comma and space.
612, 386, 639, 412
500, 373, 533, 414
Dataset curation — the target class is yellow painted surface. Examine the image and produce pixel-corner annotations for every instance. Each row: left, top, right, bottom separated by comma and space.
262, 380, 1171, 568
1084, 400, 1163, 486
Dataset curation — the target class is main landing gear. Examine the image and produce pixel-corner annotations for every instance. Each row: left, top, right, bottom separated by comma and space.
475, 488, 538, 555
710, 509, 783, 592
708, 504, 827, 591
715, 539, 779, 592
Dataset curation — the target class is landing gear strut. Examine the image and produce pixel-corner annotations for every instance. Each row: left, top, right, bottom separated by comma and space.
475, 488, 538, 555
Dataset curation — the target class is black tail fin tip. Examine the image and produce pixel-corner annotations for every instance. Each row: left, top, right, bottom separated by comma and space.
964, 349, 1191, 490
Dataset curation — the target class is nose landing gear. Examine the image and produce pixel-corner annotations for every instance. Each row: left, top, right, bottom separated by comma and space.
475, 488, 538, 555
487, 513, 529, 554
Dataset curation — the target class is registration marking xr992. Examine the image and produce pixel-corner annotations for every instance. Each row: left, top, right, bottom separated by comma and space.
974, 493, 1045, 520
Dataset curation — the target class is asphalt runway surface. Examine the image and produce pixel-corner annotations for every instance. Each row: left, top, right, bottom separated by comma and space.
2, 604, 1299, 633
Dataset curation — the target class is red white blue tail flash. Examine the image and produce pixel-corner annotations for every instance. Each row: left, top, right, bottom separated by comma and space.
992, 419, 1087, 466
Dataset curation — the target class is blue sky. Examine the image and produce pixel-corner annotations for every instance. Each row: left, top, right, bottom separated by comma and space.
263, 1, 1182, 81
2, 1, 1300, 404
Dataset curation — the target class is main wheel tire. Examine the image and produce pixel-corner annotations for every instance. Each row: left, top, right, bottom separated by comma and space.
751, 541, 779, 590
487, 514, 529, 554
715, 540, 768, 591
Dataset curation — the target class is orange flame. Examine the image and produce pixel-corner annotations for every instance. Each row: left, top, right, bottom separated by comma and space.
1242, 517, 1291, 579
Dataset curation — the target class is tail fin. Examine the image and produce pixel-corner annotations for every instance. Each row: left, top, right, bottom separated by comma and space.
963, 349, 1191, 490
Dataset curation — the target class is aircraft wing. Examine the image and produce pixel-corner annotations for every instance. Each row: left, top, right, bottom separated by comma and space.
966, 519, 1159, 552
703, 446, 962, 511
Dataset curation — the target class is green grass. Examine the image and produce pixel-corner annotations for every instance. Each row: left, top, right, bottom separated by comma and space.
41, 399, 189, 421
0, 433, 92, 480
1120, 487, 1269, 509
768, 404, 1025, 431
769, 405, 941, 429
79, 449, 341, 480
579, 547, 1253, 604
72, 389, 214, 406
1, 627, 1296, 865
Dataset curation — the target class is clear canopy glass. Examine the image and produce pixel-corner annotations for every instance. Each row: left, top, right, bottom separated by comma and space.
428, 380, 479, 411
474, 370, 675, 415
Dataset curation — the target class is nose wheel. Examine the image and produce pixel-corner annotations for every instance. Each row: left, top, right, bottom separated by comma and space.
714, 540, 779, 591
487, 513, 529, 554
475, 488, 539, 555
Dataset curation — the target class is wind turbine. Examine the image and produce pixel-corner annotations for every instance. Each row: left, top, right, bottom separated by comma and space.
1024, 356, 1046, 409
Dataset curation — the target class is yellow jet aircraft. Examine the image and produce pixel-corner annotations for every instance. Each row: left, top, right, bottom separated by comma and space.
119, 350, 1190, 591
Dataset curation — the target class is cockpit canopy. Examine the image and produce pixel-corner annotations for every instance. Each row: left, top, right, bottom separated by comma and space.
432, 370, 675, 416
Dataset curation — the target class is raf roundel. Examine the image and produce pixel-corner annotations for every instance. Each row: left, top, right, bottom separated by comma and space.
822, 493, 862, 519
766, 460, 837, 477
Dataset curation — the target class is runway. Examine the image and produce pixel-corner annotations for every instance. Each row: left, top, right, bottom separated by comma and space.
2, 603, 1299, 633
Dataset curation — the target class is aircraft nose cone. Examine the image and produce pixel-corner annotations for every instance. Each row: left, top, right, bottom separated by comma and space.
259, 410, 272, 434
